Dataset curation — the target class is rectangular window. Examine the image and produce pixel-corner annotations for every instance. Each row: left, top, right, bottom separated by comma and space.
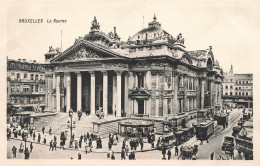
31, 85, 34, 92
235, 92, 237, 95
24, 73, 28, 79
35, 85, 39, 92
230, 86, 233, 89
11, 86, 15, 92
17, 73, 20, 79
225, 93, 228, 95
230, 92, 233, 96
35, 75, 39, 80
31, 74, 34, 80
225, 86, 228, 89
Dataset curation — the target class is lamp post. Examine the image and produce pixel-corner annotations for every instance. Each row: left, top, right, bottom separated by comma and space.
24, 130, 28, 150
67, 109, 75, 148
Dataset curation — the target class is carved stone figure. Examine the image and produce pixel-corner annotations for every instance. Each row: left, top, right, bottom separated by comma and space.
91, 16, 100, 30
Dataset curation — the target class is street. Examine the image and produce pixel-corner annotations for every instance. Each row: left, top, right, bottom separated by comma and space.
7, 108, 243, 160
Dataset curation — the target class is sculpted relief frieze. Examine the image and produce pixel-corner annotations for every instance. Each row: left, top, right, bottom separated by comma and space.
62, 47, 100, 61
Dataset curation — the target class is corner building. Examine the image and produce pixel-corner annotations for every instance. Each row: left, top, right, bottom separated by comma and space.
44, 16, 223, 124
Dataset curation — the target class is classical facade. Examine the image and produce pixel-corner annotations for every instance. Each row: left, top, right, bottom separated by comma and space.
222, 65, 253, 108
7, 58, 46, 110
44, 16, 223, 121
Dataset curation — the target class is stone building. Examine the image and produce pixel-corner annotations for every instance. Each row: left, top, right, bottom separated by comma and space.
7, 58, 46, 110
222, 65, 253, 108
43, 16, 223, 124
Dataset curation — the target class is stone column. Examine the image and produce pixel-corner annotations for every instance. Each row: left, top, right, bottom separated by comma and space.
65, 72, 71, 112
102, 71, 108, 116
201, 78, 205, 109
173, 73, 179, 115
116, 71, 123, 117
89, 71, 95, 115
56, 73, 61, 112
210, 81, 214, 107
183, 76, 187, 112
112, 75, 117, 114
215, 83, 218, 106
124, 72, 129, 116
76, 72, 82, 112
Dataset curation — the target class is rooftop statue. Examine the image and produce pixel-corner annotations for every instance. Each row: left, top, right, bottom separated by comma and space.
176, 33, 185, 44
91, 16, 100, 30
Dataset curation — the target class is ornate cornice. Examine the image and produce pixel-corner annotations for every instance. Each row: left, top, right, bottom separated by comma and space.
101, 71, 108, 76
75, 71, 82, 76
115, 70, 123, 75
89, 71, 95, 76
45, 74, 53, 78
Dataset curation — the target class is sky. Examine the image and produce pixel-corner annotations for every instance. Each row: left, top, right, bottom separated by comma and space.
5, 0, 260, 74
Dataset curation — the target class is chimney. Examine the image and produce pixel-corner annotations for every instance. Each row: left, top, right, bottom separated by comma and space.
114, 27, 117, 35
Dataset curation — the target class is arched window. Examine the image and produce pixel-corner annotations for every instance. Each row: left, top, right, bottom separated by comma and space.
206, 58, 213, 70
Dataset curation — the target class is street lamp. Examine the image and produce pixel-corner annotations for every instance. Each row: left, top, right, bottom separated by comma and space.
67, 109, 75, 148
24, 130, 28, 150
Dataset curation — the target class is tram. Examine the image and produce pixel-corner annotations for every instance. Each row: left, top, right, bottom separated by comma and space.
217, 113, 229, 126
194, 120, 214, 141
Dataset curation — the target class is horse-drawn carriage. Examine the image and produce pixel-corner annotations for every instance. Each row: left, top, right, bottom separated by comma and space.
156, 133, 175, 150
222, 136, 235, 154
180, 145, 199, 160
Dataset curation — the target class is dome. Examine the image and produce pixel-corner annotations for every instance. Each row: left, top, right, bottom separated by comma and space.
128, 14, 174, 44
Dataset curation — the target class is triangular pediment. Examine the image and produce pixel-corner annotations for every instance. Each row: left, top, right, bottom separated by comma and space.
51, 40, 127, 62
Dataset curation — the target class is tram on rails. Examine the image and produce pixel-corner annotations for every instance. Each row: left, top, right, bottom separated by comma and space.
217, 113, 229, 126
194, 120, 214, 143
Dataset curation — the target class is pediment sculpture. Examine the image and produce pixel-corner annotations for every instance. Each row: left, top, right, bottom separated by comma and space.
66, 47, 100, 60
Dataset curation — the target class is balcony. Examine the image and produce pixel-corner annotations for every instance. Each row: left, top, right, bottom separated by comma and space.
8, 77, 45, 84
10, 91, 45, 95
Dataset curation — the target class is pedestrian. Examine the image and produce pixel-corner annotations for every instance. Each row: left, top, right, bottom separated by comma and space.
79, 139, 82, 149
175, 146, 179, 156
108, 142, 112, 150
43, 135, 47, 144
111, 151, 115, 160
78, 153, 81, 160
116, 134, 119, 142
230, 149, 234, 159
30, 142, 33, 152
75, 140, 79, 150
53, 141, 57, 151
210, 152, 214, 160
37, 133, 41, 143
85, 143, 88, 153
162, 145, 166, 160
54, 135, 57, 142
125, 145, 129, 156
33, 132, 36, 141
49, 140, 53, 151
107, 152, 110, 159
140, 141, 144, 151
12, 146, 17, 158
167, 149, 172, 160
78, 110, 82, 121
42, 127, 45, 134
121, 149, 126, 160
24, 148, 30, 160
49, 127, 52, 135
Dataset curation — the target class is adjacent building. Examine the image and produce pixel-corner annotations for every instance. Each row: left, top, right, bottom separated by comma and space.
7, 58, 46, 110
43, 16, 224, 124
222, 65, 253, 108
